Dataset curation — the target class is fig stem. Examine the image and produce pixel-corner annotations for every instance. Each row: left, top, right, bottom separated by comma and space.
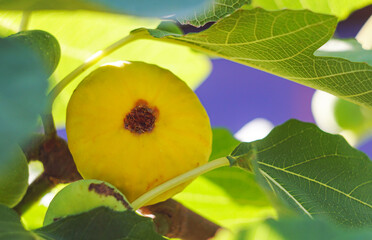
131, 157, 230, 210
46, 34, 136, 112
19, 11, 31, 32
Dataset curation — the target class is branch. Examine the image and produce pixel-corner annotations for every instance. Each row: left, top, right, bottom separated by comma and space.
140, 199, 222, 240
21, 133, 45, 162
14, 173, 54, 214
15, 135, 82, 214
18, 135, 223, 240
41, 114, 57, 138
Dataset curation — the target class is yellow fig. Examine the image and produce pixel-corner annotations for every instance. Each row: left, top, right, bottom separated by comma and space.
66, 61, 212, 205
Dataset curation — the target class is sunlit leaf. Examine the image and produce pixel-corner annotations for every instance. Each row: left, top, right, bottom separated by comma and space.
250, 0, 372, 20
177, 0, 250, 27
131, 9, 372, 109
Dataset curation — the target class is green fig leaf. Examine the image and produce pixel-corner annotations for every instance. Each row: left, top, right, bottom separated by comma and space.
214, 216, 372, 240
35, 207, 165, 240
0, 204, 36, 240
0, 36, 48, 162
228, 119, 372, 228
177, 0, 250, 27
131, 9, 372, 109
0, 204, 164, 240
250, 0, 372, 21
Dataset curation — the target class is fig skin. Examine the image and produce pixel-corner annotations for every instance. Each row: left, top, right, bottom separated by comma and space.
7, 30, 60, 76
44, 179, 130, 226
0, 146, 28, 208
66, 61, 212, 205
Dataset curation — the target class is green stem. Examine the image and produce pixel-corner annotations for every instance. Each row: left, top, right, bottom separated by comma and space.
46, 34, 137, 112
19, 11, 31, 32
41, 113, 57, 138
131, 157, 230, 210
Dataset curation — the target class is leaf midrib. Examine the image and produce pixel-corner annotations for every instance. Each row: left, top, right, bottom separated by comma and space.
258, 161, 372, 208
259, 168, 313, 218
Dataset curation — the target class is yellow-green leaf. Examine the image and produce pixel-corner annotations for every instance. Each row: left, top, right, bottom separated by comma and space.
131, 9, 372, 109
251, 0, 372, 21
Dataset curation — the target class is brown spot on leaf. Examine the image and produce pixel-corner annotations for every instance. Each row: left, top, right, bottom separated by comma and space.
88, 183, 131, 209
124, 99, 159, 134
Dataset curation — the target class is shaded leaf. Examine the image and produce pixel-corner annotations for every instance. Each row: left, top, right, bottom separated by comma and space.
131, 9, 372, 109
156, 21, 183, 35
177, 0, 249, 27
229, 119, 372, 227
250, 0, 372, 20
0, 37, 47, 161
0, 0, 211, 18
34, 207, 165, 240
214, 216, 372, 240
0, 205, 164, 240
0, 204, 36, 240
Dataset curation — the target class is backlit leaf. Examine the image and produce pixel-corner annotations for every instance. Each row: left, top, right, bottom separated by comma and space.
131, 9, 372, 109
251, 0, 372, 20
177, 0, 250, 27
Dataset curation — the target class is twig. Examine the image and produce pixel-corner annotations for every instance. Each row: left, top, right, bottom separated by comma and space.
41, 114, 57, 138
19, 11, 31, 32
21, 133, 45, 162
46, 34, 136, 112
140, 199, 222, 240
131, 157, 230, 209
15, 135, 82, 214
